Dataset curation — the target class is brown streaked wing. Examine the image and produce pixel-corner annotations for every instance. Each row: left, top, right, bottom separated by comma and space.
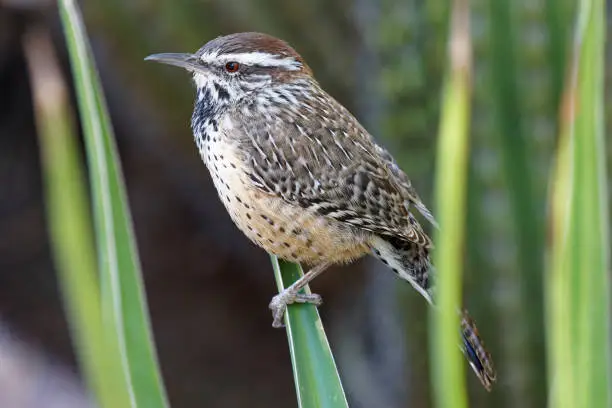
233, 92, 433, 248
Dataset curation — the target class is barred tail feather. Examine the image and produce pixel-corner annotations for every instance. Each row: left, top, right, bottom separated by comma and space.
369, 235, 496, 391
461, 310, 496, 391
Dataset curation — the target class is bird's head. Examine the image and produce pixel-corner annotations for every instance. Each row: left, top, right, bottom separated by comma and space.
146, 32, 314, 109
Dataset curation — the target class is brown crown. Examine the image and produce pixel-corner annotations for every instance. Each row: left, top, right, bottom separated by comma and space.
196, 32, 312, 75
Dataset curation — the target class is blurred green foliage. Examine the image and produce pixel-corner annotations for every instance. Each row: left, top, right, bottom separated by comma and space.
430, 2, 472, 408
36, 0, 610, 407
25, 25, 132, 408
55, 0, 169, 406
547, 1, 610, 407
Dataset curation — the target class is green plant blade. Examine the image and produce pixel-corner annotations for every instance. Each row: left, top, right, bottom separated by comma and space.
545, 0, 574, 111
24, 27, 132, 408
546, 90, 575, 408
488, 0, 546, 399
570, 3, 610, 406
546, 0, 610, 407
430, 1, 471, 407
58, 1, 169, 406
270, 256, 349, 408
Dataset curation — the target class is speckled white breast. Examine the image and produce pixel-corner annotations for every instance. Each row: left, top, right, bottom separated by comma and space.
199, 120, 370, 265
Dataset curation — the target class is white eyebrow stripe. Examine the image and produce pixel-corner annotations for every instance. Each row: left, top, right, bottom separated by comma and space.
199, 51, 302, 70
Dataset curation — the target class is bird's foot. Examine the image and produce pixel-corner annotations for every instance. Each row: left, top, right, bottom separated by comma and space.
269, 289, 323, 328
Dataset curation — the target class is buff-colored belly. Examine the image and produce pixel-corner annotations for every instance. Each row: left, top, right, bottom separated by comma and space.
204, 139, 369, 265
232, 189, 369, 264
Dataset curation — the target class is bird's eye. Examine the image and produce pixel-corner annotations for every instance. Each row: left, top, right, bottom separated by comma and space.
224, 61, 240, 73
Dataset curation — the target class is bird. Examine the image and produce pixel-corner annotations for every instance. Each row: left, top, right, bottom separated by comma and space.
146, 32, 496, 390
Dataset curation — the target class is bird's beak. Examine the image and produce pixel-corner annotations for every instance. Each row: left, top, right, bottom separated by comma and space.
144, 53, 201, 71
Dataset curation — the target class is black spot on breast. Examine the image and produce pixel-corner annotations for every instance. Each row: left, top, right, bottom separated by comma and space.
214, 82, 230, 101
283, 242, 291, 248
260, 214, 274, 225
246, 213, 252, 220
192, 87, 215, 130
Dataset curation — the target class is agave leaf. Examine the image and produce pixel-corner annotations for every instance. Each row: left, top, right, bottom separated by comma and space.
270, 256, 349, 408
58, 1, 169, 406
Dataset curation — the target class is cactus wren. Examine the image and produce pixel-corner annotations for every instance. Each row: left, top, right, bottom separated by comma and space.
146, 32, 495, 390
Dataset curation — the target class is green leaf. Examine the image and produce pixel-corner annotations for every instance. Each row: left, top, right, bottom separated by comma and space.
430, 1, 471, 408
546, 0, 610, 407
58, 1, 169, 406
488, 0, 547, 398
270, 256, 349, 408
25, 28, 132, 408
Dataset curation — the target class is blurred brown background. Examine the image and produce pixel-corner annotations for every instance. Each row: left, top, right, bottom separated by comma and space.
0, 0, 610, 407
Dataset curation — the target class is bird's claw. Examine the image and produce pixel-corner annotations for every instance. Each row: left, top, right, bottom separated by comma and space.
269, 290, 323, 328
